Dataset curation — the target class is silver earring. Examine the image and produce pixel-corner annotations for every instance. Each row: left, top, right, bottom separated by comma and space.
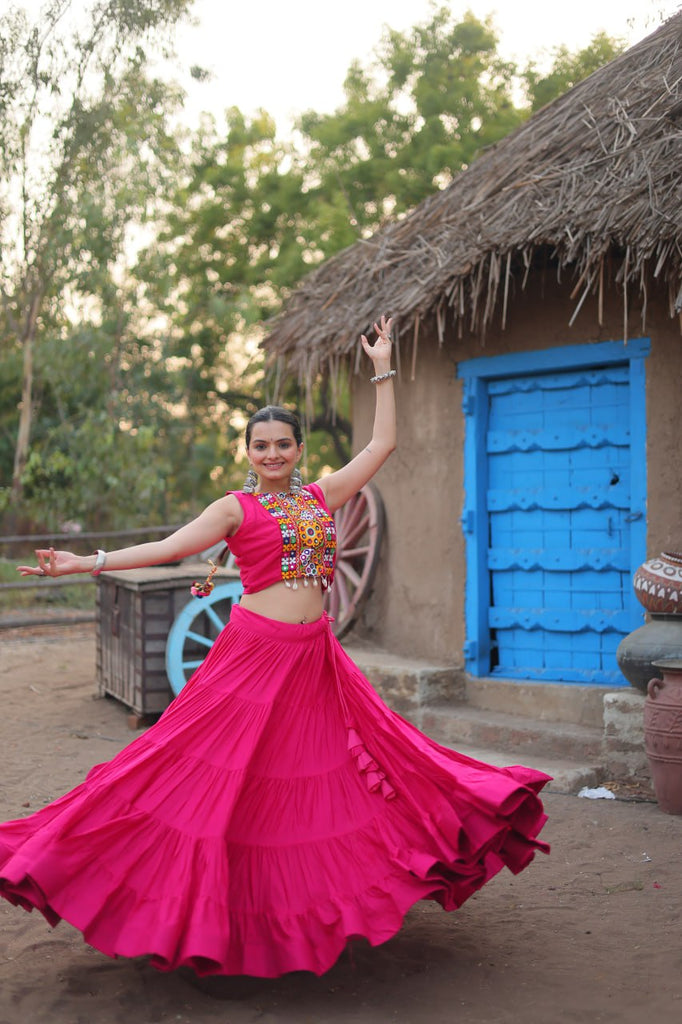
242, 468, 258, 493
290, 467, 302, 494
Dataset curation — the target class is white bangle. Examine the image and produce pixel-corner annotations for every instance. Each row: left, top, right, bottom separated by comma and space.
370, 369, 396, 384
91, 549, 107, 576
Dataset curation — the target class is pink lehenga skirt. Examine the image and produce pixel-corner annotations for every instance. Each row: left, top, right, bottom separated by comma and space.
0, 605, 550, 978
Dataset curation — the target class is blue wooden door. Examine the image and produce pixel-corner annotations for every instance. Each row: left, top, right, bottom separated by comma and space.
458, 340, 649, 686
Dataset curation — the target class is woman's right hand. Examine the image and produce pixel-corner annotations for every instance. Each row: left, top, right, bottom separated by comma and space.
17, 547, 89, 578
360, 314, 393, 371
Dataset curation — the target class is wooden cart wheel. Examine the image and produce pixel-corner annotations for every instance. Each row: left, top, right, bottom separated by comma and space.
324, 482, 385, 639
165, 581, 243, 696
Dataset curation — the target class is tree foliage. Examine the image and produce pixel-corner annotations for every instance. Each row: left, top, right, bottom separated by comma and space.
524, 32, 626, 112
0, 0, 192, 529
297, 8, 525, 237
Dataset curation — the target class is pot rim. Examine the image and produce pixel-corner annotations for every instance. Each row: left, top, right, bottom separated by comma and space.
651, 657, 682, 671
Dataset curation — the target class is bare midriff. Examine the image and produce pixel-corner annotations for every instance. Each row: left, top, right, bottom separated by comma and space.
239, 579, 326, 624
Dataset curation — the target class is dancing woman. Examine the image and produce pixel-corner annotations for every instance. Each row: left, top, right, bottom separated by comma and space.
1, 315, 549, 977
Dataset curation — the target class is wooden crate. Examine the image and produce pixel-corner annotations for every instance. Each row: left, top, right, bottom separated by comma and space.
95, 564, 236, 717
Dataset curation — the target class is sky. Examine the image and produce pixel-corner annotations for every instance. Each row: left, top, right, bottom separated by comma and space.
171, 0, 682, 129
15, 1, 682, 128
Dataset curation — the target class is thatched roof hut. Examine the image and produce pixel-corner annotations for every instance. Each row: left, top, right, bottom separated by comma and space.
264, 12, 682, 378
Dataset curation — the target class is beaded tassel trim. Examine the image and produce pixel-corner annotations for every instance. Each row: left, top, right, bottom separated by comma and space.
190, 559, 218, 598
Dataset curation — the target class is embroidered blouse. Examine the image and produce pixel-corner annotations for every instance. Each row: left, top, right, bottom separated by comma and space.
225, 483, 337, 594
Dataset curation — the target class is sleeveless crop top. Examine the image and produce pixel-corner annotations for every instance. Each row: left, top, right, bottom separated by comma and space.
225, 483, 337, 595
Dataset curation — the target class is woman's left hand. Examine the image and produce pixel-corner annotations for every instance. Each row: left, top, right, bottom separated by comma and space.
361, 314, 393, 367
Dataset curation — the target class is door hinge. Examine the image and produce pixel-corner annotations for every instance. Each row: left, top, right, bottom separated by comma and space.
463, 640, 477, 660
461, 509, 476, 534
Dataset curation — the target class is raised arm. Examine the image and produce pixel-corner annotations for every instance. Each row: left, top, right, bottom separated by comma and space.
17, 493, 243, 578
318, 315, 396, 512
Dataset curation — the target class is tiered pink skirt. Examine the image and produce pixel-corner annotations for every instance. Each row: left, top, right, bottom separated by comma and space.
0, 606, 550, 977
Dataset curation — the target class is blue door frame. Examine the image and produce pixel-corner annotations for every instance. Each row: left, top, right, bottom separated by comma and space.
457, 339, 649, 685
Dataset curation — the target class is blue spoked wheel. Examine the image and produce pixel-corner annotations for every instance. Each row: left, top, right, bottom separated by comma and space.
165, 581, 243, 696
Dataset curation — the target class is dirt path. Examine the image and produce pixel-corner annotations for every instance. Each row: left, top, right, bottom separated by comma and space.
1, 626, 681, 1024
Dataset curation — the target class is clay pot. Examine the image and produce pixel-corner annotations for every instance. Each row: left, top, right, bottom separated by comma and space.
634, 552, 682, 614
616, 614, 682, 694
644, 658, 682, 814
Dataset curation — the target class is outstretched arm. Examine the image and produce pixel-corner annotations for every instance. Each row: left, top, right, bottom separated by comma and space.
17, 494, 243, 578
318, 315, 396, 512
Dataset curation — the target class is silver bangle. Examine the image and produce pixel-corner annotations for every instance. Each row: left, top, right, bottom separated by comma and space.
370, 369, 396, 384
91, 549, 107, 576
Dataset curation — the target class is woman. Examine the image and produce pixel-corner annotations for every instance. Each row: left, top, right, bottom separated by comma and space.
1, 315, 549, 978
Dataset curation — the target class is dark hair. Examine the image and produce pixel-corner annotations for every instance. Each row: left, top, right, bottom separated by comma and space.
245, 405, 303, 447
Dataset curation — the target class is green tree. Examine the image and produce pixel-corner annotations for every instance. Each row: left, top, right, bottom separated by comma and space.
0, 0, 192, 527
296, 8, 525, 244
523, 32, 626, 112
135, 102, 355, 482
132, 106, 292, 502
136, 107, 291, 396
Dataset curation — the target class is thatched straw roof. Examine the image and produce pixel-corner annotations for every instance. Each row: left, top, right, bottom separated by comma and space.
264, 12, 682, 378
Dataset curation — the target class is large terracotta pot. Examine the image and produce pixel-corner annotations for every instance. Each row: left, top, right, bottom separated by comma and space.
644, 658, 682, 814
634, 552, 682, 614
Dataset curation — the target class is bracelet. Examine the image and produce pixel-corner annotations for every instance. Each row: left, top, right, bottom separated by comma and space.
91, 549, 107, 576
370, 369, 396, 384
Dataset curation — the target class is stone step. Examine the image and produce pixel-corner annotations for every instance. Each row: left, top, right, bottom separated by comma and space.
416, 704, 604, 763
342, 643, 462, 714
344, 642, 612, 728
461, 676, 611, 730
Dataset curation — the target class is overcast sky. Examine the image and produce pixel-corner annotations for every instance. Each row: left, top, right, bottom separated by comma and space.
172, 0, 682, 128
15, 1, 682, 127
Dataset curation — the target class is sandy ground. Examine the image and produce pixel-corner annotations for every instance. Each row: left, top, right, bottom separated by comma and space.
0, 624, 681, 1024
